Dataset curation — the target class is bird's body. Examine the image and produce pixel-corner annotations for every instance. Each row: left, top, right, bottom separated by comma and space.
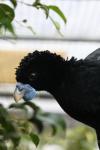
14, 49, 100, 148
52, 59, 100, 128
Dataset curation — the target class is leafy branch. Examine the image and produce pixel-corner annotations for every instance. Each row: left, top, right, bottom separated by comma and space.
0, 0, 67, 36
0, 101, 67, 149
0, 3, 15, 35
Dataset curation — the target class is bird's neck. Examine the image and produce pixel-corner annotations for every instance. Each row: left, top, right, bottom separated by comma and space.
47, 69, 81, 120
46, 58, 84, 116
49, 85, 82, 121
47, 81, 73, 113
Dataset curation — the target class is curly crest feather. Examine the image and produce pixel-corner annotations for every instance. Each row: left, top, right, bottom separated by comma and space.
16, 50, 65, 88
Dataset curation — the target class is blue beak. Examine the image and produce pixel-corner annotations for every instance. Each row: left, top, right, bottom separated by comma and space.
14, 83, 37, 102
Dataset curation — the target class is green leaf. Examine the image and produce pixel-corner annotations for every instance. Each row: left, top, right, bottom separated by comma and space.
0, 24, 4, 35
36, 113, 67, 135
33, 0, 40, 6
0, 4, 15, 24
24, 102, 40, 114
0, 140, 7, 150
4, 23, 15, 36
9, 103, 27, 112
33, 2, 49, 18
58, 117, 67, 131
10, 0, 17, 8
49, 114, 67, 132
49, 16, 63, 36
49, 16, 60, 31
30, 133, 39, 147
40, 4, 49, 18
36, 114, 57, 135
30, 117, 44, 133
48, 5, 67, 24
0, 105, 20, 147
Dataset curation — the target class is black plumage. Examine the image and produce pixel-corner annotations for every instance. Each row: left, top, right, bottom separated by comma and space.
16, 49, 100, 148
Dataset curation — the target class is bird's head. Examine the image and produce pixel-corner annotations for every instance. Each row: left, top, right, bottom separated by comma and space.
14, 50, 65, 102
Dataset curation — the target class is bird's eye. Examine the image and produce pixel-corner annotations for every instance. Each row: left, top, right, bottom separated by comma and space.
29, 73, 37, 82
31, 73, 36, 77
30, 73, 36, 79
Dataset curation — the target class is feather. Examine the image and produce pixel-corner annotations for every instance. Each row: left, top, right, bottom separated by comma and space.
85, 48, 100, 61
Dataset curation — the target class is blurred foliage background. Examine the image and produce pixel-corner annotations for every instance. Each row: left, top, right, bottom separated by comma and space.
0, 101, 97, 150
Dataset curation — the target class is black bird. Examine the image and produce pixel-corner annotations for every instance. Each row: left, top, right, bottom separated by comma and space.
14, 48, 100, 149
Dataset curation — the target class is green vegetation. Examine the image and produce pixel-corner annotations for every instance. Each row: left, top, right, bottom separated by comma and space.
0, 0, 67, 36
0, 101, 97, 150
0, 101, 67, 149
66, 126, 96, 150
